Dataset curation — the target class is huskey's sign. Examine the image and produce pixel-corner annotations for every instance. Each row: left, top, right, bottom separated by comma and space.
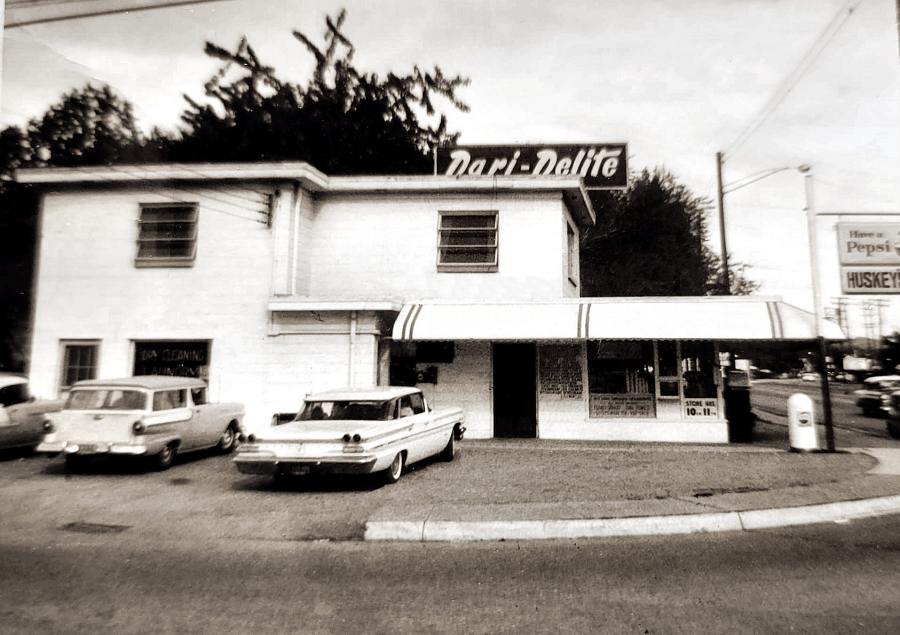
436, 143, 628, 189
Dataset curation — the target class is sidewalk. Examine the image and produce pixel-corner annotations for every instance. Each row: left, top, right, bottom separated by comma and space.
365, 440, 900, 541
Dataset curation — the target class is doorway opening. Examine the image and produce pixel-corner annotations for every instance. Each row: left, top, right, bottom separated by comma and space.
492, 342, 537, 438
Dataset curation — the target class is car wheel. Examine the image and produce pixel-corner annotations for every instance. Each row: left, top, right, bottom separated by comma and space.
64, 455, 86, 472
887, 420, 900, 440
384, 452, 404, 484
439, 432, 455, 462
218, 424, 237, 454
155, 444, 176, 471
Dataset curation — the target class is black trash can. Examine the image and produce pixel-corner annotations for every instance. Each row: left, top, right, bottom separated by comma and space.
724, 370, 755, 443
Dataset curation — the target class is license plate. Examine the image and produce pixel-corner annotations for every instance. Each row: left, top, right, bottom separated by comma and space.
285, 465, 310, 476
77, 444, 97, 453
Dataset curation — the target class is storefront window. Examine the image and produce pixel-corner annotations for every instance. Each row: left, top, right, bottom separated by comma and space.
133, 341, 210, 378
682, 341, 718, 398
587, 340, 721, 421
657, 340, 678, 377
587, 341, 656, 418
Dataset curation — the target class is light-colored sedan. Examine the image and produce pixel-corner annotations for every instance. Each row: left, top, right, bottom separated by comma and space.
37, 376, 244, 470
0, 374, 63, 451
234, 387, 465, 484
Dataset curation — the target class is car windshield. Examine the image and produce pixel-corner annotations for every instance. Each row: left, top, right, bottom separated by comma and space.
297, 400, 393, 421
66, 389, 146, 411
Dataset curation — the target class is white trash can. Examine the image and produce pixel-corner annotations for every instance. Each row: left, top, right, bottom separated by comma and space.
787, 393, 819, 452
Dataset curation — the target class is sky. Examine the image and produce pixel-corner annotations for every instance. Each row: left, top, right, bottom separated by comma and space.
2, 0, 899, 337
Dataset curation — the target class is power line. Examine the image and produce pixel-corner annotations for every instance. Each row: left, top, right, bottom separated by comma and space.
724, 0, 865, 160
69, 165, 272, 225
5, 0, 234, 28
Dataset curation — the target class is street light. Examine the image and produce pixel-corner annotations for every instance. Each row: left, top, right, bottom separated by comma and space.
801, 167, 836, 452
716, 158, 836, 451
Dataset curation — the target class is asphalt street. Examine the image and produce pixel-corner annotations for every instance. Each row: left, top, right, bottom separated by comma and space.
1, 513, 899, 633
1, 380, 897, 633
750, 379, 898, 448
0, 442, 876, 545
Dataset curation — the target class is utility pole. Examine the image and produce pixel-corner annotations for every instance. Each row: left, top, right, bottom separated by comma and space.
803, 169, 835, 452
1, 0, 5, 110
715, 152, 730, 294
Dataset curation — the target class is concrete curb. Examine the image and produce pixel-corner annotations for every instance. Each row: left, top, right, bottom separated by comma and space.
363, 494, 900, 542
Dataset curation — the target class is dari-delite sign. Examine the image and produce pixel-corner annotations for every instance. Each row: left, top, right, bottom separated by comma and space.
837, 222, 900, 294
436, 143, 628, 189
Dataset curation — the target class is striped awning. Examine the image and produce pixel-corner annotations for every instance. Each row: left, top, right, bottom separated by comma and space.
392, 298, 845, 341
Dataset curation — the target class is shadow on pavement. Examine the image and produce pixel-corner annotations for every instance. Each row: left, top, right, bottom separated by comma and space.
39, 447, 225, 476
0, 446, 38, 462
230, 453, 450, 494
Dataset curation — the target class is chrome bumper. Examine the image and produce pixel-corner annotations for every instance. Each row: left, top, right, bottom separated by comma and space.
233, 451, 378, 475
36, 441, 148, 456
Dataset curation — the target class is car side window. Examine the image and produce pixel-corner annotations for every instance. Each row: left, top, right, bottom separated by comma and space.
191, 387, 207, 405
409, 392, 426, 415
153, 389, 187, 411
0, 383, 29, 408
399, 396, 415, 418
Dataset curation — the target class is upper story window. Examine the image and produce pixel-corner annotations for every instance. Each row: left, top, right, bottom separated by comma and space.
437, 211, 498, 272
135, 204, 198, 268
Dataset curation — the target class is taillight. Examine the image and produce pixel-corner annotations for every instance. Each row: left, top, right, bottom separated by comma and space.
42, 420, 54, 433
342, 432, 364, 453
132, 421, 146, 434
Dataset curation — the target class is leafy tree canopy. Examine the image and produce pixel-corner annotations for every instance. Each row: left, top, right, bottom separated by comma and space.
26, 84, 145, 167
581, 169, 757, 296
159, 8, 469, 174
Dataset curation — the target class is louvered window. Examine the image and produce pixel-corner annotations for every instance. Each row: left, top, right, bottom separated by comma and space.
136, 204, 198, 267
437, 211, 498, 272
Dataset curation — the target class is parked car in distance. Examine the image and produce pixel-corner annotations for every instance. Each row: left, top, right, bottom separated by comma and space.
799, 372, 820, 382
886, 391, 900, 439
852, 375, 900, 417
0, 374, 63, 451
37, 376, 244, 470
234, 387, 465, 484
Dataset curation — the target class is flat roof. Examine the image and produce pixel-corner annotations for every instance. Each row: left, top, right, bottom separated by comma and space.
15, 162, 596, 226
73, 376, 206, 390
0, 374, 27, 390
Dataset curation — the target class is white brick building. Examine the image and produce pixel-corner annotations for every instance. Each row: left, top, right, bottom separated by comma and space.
18, 162, 838, 442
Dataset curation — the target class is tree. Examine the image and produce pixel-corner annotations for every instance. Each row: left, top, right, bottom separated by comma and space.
0, 84, 147, 371
26, 84, 145, 167
0, 9, 469, 371
580, 168, 758, 297
164, 9, 469, 174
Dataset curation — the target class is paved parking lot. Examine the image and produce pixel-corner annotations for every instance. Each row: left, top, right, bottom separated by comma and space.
0, 441, 878, 544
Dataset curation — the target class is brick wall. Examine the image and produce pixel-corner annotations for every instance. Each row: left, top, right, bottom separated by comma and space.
415, 341, 492, 438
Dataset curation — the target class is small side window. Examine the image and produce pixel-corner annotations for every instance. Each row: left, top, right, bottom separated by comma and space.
409, 392, 426, 415
399, 396, 415, 418
191, 387, 207, 405
153, 389, 187, 411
